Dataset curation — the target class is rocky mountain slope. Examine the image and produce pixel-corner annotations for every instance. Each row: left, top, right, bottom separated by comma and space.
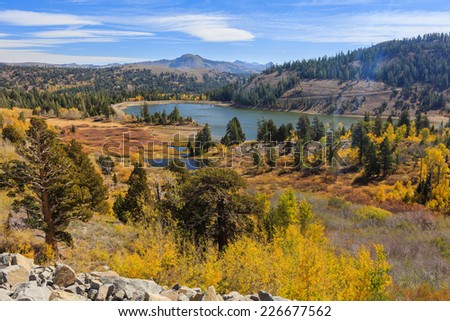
0, 253, 286, 301
216, 33, 449, 116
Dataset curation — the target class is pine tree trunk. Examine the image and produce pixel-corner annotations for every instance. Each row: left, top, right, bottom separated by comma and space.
42, 190, 58, 260
217, 201, 228, 253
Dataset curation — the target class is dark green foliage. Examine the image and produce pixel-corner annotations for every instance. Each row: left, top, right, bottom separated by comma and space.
176, 168, 251, 252
374, 115, 383, 136
398, 110, 410, 130
296, 115, 313, 142
257, 119, 278, 143
140, 103, 150, 122
18, 112, 25, 122
0, 65, 233, 116
311, 116, 325, 141
2, 124, 24, 144
351, 123, 369, 164
379, 137, 394, 176
64, 140, 109, 215
221, 117, 246, 145
114, 163, 156, 225
364, 142, 380, 178
192, 123, 213, 155
168, 106, 182, 124
415, 113, 430, 132
416, 171, 433, 205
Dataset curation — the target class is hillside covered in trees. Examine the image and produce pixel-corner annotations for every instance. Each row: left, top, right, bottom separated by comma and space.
210, 33, 450, 116
0, 65, 242, 117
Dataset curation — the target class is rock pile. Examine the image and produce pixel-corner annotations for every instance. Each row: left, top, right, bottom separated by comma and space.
0, 253, 288, 301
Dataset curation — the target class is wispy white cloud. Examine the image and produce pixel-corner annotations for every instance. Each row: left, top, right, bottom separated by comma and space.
135, 14, 255, 42
0, 10, 100, 26
264, 10, 450, 43
0, 49, 144, 64
0, 37, 117, 49
31, 29, 153, 38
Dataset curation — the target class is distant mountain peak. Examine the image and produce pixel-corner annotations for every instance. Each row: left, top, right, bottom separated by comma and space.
135, 54, 270, 74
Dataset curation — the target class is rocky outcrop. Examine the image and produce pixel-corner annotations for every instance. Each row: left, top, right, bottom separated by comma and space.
0, 253, 288, 301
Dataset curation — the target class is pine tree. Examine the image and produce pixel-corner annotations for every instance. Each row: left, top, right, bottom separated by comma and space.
195, 123, 213, 155
113, 163, 155, 225
0, 118, 104, 259
364, 142, 380, 178
373, 115, 383, 136
398, 110, 410, 130
168, 106, 181, 124
379, 137, 394, 176
140, 103, 150, 123
296, 115, 312, 142
311, 116, 325, 141
65, 140, 108, 215
178, 168, 249, 252
221, 117, 246, 145
351, 122, 369, 164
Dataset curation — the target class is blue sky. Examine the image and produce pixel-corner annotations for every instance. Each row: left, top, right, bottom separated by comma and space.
0, 0, 449, 64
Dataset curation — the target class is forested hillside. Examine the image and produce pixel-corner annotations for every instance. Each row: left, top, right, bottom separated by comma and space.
210, 33, 450, 115
0, 65, 240, 116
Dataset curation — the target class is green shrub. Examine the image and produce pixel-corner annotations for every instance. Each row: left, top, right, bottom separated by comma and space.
356, 205, 392, 222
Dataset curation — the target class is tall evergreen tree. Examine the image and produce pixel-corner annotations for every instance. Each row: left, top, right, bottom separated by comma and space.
0, 118, 105, 259
311, 116, 325, 141
296, 115, 312, 142
64, 140, 108, 215
194, 123, 213, 155
113, 163, 154, 225
221, 117, 246, 145
168, 106, 181, 124
398, 110, 411, 130
379, 137, 394, 176
373, 115, 383, 136
351, 122, 369, 164
178, 168, 250, 252
364, 142, 380, 178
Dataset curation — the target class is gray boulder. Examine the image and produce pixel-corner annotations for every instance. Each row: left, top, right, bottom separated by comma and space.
49, 290, 87, 301
11, 254, 34, 273
160, 289, 179, 301
112, 277, 162, 299
202, 286, 218, 301
96, 284, 115, 301
178, 286, 197, 300
11, 282, 51, 301
0, 265, 29, 286
0, 288, 12, 301
53, 264, 76, 288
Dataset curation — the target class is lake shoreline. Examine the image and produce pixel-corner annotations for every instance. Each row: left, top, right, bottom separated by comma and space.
116, 100, 447, 125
